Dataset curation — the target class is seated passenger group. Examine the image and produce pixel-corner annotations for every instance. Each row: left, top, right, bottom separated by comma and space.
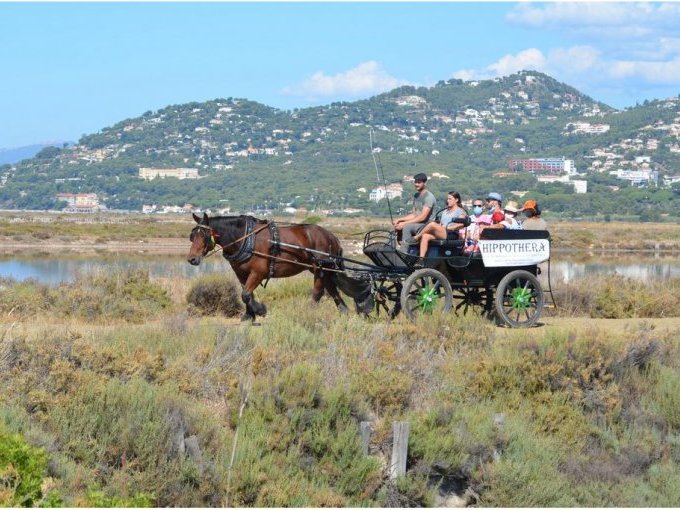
402, 190, 547, 258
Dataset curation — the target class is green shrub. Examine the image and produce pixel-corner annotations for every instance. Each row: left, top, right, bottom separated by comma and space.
82, 487, 153, 508
186, 273, 242, 317
46, 377, 220, 506
0, 426, 58, 507
303, 215, 322, 225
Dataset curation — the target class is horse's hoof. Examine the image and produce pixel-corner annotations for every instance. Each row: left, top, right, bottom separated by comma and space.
256, 304, 267, 317
241, 313, 255, 322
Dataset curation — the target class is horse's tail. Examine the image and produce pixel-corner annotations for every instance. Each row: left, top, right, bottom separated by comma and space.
329, 230, 344, 269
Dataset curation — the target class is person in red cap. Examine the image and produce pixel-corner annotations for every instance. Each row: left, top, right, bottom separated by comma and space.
521, 199, 548, 230
491, 210, 505, 224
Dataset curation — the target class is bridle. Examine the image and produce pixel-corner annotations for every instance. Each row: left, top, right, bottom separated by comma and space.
190, 224, 219, 256
190, 221, 271, 259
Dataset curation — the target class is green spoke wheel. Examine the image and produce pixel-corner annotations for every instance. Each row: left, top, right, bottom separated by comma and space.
494, 270, 544, 328
401, 268, 453, 322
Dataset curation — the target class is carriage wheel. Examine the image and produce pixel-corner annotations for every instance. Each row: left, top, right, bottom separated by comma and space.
494, 270, 544, 328
400, 268, 453, 322
369, 279, 402, 319
452, 286, 493, 317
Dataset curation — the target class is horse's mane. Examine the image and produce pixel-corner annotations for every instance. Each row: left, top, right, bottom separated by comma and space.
207, 214, 266, 224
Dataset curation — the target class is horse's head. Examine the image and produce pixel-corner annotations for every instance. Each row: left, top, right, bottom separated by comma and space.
187, 212, 216, 265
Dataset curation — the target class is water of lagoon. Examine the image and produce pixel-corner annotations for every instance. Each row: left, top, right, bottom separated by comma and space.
0, 253, 679, 286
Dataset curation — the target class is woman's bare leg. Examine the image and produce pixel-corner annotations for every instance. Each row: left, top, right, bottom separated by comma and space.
414, 222, 433, 242
419, 233, 436, 258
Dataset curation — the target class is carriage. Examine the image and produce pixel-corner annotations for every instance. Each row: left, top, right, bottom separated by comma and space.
188, 214, 553, 328
341, 225, 553, 328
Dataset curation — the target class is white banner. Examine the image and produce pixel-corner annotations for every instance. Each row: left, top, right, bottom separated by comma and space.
479, 238, 550, 267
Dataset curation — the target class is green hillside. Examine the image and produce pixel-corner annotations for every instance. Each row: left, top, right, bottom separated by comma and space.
1, 71, 679, 219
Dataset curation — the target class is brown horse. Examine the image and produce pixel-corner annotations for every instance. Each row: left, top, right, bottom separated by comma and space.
187, 212, 352, 321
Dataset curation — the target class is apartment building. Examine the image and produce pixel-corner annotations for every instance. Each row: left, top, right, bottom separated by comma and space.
508, 158, 576, 174
138, 167, 199, 180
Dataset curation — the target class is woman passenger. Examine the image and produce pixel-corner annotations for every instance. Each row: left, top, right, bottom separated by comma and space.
413, 191, 467, 258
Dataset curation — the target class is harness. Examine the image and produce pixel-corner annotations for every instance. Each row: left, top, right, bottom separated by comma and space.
223, 216, 257, 263
267, 221, 280, 279
218, 217, 280, 285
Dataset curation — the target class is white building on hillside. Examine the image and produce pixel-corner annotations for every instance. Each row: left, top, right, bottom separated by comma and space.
139, 167, 199, 180
369, 183, 403, 202
609, 169, 658, 186
536, 175, 588, 193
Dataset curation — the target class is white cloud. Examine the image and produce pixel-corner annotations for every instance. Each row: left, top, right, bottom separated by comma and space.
282, 61, 410, 100
486, 48, 546, 76
453, 41, 680, 97
453, 47, 599, 82
454, 3, 680, 97
548, 46, 601, 74
507, 2, 680, 32
609, 58, 680, 83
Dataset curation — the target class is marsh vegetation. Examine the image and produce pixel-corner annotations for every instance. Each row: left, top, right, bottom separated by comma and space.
1, 268, 680, 507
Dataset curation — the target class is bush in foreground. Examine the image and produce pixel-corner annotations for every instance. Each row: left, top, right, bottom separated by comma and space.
186, 274, 242, 317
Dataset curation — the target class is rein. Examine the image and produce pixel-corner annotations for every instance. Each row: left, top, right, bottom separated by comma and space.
195, 222, 270, 258
195, 220, 344, 273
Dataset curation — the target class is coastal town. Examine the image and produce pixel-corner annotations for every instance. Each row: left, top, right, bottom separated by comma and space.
1, 73, 679, 215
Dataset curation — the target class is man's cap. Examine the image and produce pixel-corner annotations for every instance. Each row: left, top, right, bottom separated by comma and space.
521, 199, 538, 211
487, 192, 502, 202
504, 200, 519, 213
413, 173, 428, 183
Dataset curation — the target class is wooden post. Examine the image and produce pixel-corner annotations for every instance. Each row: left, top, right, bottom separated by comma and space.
360, 421, 372, 455
390, 421, 410, 479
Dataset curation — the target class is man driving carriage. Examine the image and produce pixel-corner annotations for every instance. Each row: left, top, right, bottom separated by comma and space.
392, 173, 436, 251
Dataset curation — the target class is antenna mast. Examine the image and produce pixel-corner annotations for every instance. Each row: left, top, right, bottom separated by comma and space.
370, 128, 394, 224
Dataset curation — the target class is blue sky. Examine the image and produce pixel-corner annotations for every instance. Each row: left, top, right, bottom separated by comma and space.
2, 2, 680, 148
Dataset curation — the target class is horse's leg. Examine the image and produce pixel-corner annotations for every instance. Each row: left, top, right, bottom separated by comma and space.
312, 273, 325, 304
322, 274, 349, 314
235, 271, 256, 322
243, 272, 267, 319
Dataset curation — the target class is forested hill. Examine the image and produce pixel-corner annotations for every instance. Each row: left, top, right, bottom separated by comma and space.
1, 70, 679, 219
